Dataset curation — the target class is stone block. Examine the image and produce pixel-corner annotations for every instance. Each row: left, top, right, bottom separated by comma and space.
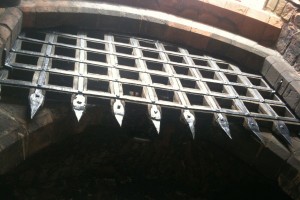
276, 23, 297, 54
261, 55, 279, 76
0, 24, 11, 50
275, 0, 287, 15
265, 0, 279, 11
283, 33, 300, 65
281, 3, 297, 21
295, 13, 300, 29
282, 80, 300, 110
275, 70, 300, 95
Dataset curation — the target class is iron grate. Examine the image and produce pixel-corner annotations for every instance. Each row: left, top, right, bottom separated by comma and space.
0, 30, 299, 144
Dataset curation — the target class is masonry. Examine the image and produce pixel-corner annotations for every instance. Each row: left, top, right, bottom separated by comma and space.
0, 0, 300, 199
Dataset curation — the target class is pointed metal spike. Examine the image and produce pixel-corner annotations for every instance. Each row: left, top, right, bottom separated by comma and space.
216, 114, 232, 139
72, 94, 86, 122
273, 121, 292, 145
112, 99, 125, 127
182, 110, 196, 139
29, 89, 44, 119
149, 105, 161, 134
244, 117, 265, 144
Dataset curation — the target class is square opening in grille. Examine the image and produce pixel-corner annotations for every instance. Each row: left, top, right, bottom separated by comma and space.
173, 65, 190, 76
117, 57, 136, 67
87, 79, 109, 92
163, 44, 179, 52
257, 90, 279, 101
180, 79, 199, 89
54, 46, 76, 58
86, 41, 106, 50
119, 70, 140, 80
122, 84, 143, 97
20, 41, 43, 53
25, 32, 46, 41
139, 40, 156, 49
48, 73, 73, 88
146, 61, 164, 72
168, 55, 185, 64
87, 64, 108, 75
198, 69, 219, 80
248, 77, 268, 87
87, 52, 107, 63
115, 45, 133, 55
114, 36, 130, 44
155, 88, 175, 102
193, 59, 208, 67
215, 97, 238, 110
217, 62, 233, 71
232, 85, 252, 97
8, 69, 34, 82
150, 74, 170, 85
244, 101, 265, 114
206, 82, 227, 93
87, 32, 105, 40
57, 36, 77, 45
142, 50, 160, 60
51, 59, 75, 71
15, 54, 39, 66
186, 93, 207, 106
270, 105, 294, 118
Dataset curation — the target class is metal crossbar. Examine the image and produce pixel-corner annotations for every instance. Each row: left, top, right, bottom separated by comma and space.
0, 30, 299, 144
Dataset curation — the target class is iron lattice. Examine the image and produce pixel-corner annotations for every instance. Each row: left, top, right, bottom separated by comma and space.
0, 30, 299, 144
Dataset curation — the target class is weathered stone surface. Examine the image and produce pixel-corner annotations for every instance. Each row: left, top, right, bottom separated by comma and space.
277, 23, 298, 54
276, 70, 300, 95
281, 3, 297, 21
294, 13, 300, 29
266, 0, 279, 11
283, 33, 300, 65
282, 80, 300, 111
275, 0, 287, 15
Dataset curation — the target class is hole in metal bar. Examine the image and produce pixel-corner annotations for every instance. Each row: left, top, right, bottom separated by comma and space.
15, 54, 39, 66
270, 105, 294, 118
114, 36, 130, 44
257, 90, 279, 101
206, 82, 227, 93
54, 46, 76, 58
51, 59, 75, 71
117, 57, 136, 67
199, 69, 218, 79
20, 41, 43, 52
217, 62, 233, 70
25, 32, 46, 41
186, 93, 207, 106
142, 50, 160, 59
86, 41, 106, 50
139, 40, 156, 49
232, 85, 252, 97
193, 59, 209, 66
168, 55, 185, 64
48, 73, 73, 87
248, 77, 268, 87
87, 32, 105, 40
155, 88, 175, 102
119, 70, 140, 80
180, 79, 199, 89
173, 65, 190, 76
8, 69, 34, 82
123, 84, 143, 97
163, 44, 179, 52
57, 36, 77, 45
87, 79, 109, 92
87, 52, 107, 63
243, 101, 264, 114
115, 45, 133, 55
215, 97, 238, 110
146, 61, 164, 71
87, 64, 108, 75
150, 74, 169, 85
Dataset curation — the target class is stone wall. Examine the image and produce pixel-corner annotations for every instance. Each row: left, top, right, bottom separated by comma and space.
265, 0, 300, 72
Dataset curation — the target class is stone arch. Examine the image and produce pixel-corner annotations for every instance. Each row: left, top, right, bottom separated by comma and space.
0, 1, 299, 199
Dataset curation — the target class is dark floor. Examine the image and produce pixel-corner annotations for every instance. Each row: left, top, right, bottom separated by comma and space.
0, 122, 292, 200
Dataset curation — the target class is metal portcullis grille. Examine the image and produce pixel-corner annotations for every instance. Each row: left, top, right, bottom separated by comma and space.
0, 30, 299, 144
